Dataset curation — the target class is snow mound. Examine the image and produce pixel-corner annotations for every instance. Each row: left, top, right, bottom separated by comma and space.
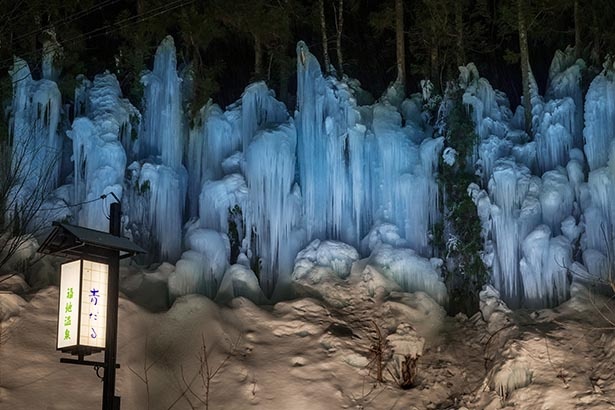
216, 264, 266, 304
0, 292, 27, 321
169, 228, 230, 300
120, 263, 173, 312
292, 239, 360, 282
367, 245, 447, 305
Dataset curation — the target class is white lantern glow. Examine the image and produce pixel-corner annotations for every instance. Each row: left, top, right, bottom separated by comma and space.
57, 259, 108, 352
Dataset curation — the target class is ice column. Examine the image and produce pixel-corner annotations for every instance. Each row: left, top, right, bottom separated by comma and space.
583, 72, 615, 171
8, 57, 62, 214
186, 103, 241, 217
486, 159, 534, 307
132, 36, 187, 262
140, 36, 184, 167
244, 121, 302, 296
295, 41, 366, 246
546, 47, 585, 147
68, 73, 132, 231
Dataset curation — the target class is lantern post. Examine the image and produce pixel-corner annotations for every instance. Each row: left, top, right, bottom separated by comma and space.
38, 199, 145, 410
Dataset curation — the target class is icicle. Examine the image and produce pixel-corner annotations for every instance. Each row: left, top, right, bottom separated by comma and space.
68, 73, 131, 231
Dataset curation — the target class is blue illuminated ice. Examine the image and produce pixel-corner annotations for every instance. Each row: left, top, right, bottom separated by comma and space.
8, 58, 62, 217
292, 239, 360, 282
169, 227, 230, 300
68, 73, 132, 231
367, 245, 447, 305
126, 36, 187, 262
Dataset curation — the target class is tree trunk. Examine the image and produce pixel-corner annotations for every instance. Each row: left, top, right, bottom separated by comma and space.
430, 45, 439, 91
254, 33, 263, 78
336, 0, 344, 77
455, 0, 465, 67
574, 0, 581, 58
279, 61, 289, 106
395, 0, 406, 86
518, 0, 532, 136
319, 0, 330, 73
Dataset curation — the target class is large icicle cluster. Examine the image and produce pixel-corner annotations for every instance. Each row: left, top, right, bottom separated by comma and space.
466, 50, 611, 308
8, 58, 62, 218
126, 36, 187, 262
295, 42, 442, 254
21, 34, 615, 310
194, 82, 302, 298
580, 60, 615, 282
68, 73, 136, 231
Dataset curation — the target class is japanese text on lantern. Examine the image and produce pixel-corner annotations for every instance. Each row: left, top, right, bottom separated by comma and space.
57, 261, 81, 349
79, 260, 108, 348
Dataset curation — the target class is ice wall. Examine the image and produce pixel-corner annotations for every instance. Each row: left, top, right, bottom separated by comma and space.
295, 41, 365, 244
576, 63, 615, 282
194, 82, 301, 298
8, 57, 62, 218
244, 118, 302, 296
295, 42, 441, 255
140, 36, 184, 168
128, 36, 187, 262
186, 103, 241, 217
68, 73, 133, 231
465, 58, 584, 308
546, 47, 585, 147
584, 71, 615, 171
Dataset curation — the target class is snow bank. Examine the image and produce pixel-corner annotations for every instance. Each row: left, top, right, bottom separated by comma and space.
367, 245, 447, 305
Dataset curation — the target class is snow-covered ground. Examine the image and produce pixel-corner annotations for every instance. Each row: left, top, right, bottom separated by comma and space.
2, 263, 615, 410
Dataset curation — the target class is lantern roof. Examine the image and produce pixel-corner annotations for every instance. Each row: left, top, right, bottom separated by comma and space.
38, 222, 146, 260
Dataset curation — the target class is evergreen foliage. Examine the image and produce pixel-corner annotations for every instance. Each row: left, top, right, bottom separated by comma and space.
437, 90, 488, 316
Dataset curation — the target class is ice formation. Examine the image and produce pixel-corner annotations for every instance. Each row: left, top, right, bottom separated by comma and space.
243, 113, 301, 296
13, 34, 615, 310
295, 42, 442, 255
68, 73, 134, 231
292, 239, 360, 282
169, 227, 230, 300
368, 245, 447, 305
8, 57, 62, 222
125, 36, 187, 262
187, 103, 241, 217
466, 55, 591, 308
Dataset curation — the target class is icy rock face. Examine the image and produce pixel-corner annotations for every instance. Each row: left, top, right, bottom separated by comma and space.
8, 58, 62, 220
360, 223, 408, 255
292, 239, 360, 282
296, 41, 366, 245
191, 80, 303, 299
460, 63, 510, 142
545, 47, 585, 147
128, 36, 187, 262
367, 244, 447, 305
68, 73, 133, 231
473, 156, 577, 307
244, 118, 302, 297
186, 103, 241, 217
535, 99, 575, 173
580, 146, 615, 280
462, 56, 590, 308
296, 41, 441, 256
584, 70, 615, 171
199, 174, 248, 233
519, 225, 571, 307
140, 36, 184, 168
169, 228, 230, 300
